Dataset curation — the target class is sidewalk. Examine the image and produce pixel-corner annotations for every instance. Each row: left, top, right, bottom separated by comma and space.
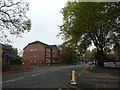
2, 64, 71, 76
66, 65, 119, 90
2, 65, 33, 76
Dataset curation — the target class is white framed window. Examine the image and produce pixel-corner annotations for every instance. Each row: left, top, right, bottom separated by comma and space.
53, 55, 54, 57
52, 49, 55, 52
34, 60, 36, 63
46, 53, 50, 57
46, 59, 51, 63
30, 55, 33, 57
30, 49, 33, 51
46, 48, 50, 53
34, 54, 37, 57
34, 48, 37, 51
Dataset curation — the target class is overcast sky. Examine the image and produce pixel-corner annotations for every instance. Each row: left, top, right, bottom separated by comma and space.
8, 0, 69, 51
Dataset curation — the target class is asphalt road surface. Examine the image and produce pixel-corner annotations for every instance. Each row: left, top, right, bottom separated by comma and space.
2, 64, 87, 88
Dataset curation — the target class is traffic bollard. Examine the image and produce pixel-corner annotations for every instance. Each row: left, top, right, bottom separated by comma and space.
70, 70, 76, 85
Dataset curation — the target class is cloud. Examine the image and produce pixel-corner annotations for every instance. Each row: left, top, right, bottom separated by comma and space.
8, 0, 68, 50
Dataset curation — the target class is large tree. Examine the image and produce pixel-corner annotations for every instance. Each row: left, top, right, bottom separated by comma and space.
0, 0, 31, 42
59, 42, 79, 64
59, 2, 120, 67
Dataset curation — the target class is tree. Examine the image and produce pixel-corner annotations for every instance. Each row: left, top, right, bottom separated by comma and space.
59, 42, 79, 64
59, 2, 120, 67
91, 48, 97, 59
3, 44, 18, 56
84, 50, 91, 60
2, 44, 20, 71
0, 0, 31, 42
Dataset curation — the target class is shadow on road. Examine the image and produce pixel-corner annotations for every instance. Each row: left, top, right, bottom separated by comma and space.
76, 82, 96, 90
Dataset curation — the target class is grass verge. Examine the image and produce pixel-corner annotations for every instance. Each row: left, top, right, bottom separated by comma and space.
86, 65, 120, 76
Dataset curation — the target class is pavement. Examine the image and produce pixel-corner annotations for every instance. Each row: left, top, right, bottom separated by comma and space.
66, 65, 120, 90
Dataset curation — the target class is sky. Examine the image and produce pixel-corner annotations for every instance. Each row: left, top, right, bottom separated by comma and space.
8, 0, 69, 51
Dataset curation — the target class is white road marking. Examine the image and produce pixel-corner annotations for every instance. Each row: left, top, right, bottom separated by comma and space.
78, 73, 82, 76
31, 73, 39, 77
2, 77, 24, 84
75, 73, 82, 79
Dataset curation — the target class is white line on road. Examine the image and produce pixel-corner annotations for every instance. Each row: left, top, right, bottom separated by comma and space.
2, 77, 24, 84
78, 73, 82, 76
31, 73, 40, 77
75, 73, 82, 79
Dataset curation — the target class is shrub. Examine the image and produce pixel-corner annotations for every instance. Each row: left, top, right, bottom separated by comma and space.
10, 57, 22, 65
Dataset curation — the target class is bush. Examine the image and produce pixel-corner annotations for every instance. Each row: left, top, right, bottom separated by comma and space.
61, 58, 78, 65
2, 65, 9, 72
53, 61, 61, 64
10, 57, 22, 65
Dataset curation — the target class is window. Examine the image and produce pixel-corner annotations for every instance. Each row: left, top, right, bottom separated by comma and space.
30, 55, 33, 57
46, 48, 50, 53
46, 59, 51, 63
31, 48, 37, 51
34, 60, 36, 63
34, 49, 37, 51
53, 55, 54, 57
34, 54, 37, 57
30, 49, 33, 51
52, 49, 54, 52
46, 53, 50, 57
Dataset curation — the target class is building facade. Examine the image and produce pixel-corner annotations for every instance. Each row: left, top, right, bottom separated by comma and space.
23, 41, 59, 65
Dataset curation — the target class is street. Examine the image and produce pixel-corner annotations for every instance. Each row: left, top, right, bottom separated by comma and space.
2, 63, 119, 89
2, 64, 87, 88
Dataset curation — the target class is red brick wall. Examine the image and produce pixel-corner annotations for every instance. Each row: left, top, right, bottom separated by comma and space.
23, 44, 45, 65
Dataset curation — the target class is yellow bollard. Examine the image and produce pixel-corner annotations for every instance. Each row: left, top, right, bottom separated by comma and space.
70, 70, 76, 85
72, 70, 75, 81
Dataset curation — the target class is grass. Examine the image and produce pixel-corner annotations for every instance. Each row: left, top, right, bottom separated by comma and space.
0, 58, 2, 63
96, 83, 118, 88
86, 65, 120, 76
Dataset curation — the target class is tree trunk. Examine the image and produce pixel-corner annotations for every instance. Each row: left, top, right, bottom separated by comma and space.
97, 49, 104, 67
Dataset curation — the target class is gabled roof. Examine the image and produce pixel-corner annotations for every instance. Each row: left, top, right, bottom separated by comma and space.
49, 45, 60, 51
29, 41, 49, 47
23, 41, 59, 50
23, 41, 50, 49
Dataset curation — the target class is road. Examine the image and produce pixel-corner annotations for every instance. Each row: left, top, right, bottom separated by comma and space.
2, 64, 87, 88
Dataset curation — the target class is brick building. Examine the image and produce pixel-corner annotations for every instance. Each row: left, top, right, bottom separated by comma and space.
23, 41, 60, 65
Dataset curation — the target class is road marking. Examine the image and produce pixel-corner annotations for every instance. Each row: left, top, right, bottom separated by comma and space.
78, 73, 82, 76
2, 77, 24, 84
31, 73, 39, 77
75, 73, 82, 79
